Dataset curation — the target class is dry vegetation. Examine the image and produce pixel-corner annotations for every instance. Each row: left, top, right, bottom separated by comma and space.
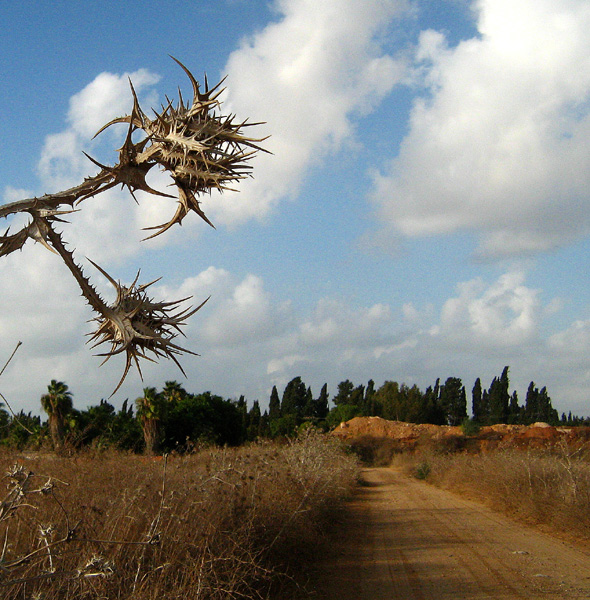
390, 439, 590, 541
0, 430, 358, 599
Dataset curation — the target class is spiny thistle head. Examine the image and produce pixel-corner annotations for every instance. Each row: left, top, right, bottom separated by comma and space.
86, 261, 208, 395
90, 56, 269, 238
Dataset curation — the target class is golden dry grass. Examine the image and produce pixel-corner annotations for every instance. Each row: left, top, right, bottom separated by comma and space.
392, 441, 590, 540
0, 430, 358, 599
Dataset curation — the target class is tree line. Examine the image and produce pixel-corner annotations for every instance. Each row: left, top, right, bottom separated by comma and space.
324, 367, 579, 429
0, 366, 586, 452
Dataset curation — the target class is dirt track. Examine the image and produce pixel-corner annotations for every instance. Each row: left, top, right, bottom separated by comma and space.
317, 468, 590, 599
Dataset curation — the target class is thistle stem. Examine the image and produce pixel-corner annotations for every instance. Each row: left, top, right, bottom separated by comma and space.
43, 224, 111, 318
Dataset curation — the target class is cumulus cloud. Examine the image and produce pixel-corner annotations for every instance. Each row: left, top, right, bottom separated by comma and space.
200, 274, 293, 346
435, 271, 541, 347
32, 67, 186, 268
0, 246, 90, 355
2, 260, 590, 416
67, 69, 160, 139
0, 244, 100, 414
298, 298, 392, 347
202, 0, 409, 225
371, 0, 590, 258
39, 69, 160, 190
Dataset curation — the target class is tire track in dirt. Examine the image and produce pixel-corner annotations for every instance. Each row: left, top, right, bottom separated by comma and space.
316, 468, 590, 600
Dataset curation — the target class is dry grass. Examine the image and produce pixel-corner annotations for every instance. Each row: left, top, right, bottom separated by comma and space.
0, 430, 358, 599
392, 440, 590, 540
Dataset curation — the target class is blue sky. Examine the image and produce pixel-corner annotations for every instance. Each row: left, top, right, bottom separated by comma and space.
2, 0, 590, 417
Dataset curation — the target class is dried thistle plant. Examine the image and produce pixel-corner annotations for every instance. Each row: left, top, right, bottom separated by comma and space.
0, 58, 267, 393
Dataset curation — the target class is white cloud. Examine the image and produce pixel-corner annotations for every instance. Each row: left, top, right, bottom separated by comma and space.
0, 246, 90, 355
549, 319, 590, 355
437, 271, 541, 347
298, 298, 392, 347
371, 0, 590, 258
202, 0, 409, 226
67, 69, 160, 139
2, 261, 590, 416
39, 69, 160, 191
267, 354, 307, 375
200, 274, 293, 346
3, 186, 33, 203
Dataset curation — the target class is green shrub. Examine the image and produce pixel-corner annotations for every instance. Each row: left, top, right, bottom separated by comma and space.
414, 461, 431, 480
461, 417, 481, 436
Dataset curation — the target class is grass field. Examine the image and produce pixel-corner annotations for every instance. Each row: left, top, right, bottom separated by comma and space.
392, 441, 590, 541
0, 430, 358, 599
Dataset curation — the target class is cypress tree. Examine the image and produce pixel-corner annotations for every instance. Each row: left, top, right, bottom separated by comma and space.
365, 379, 376, 416
281, 376, 307, 419
247, 400, 261, 440
472, 378, 482, 422
538, 387, 558, 424
422, 381, 446, 425
303, 386, 314, 418
269, 386, 281, 421
524, 382, 539, 423
488, 367, 510, 424
314, 384, 330, 420
333, 380, 354, 406
237, 395, 248, 441
350, 385, 365, 411
440, 377, 466, 426
480, 389, 490, 424
508, 391, 520, 423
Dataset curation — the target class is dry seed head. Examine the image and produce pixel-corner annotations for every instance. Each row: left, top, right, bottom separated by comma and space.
0, 58, 267, 392
86, 260, 209, 395
93, 56, 269, 239
38, 523, 55, 539
6, 464, 30, 483
77, 555, 115, 578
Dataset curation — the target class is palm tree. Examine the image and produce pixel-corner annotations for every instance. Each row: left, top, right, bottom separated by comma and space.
40, 380, 73, 448
136, 387, 165, 454
162, 381, 186, 405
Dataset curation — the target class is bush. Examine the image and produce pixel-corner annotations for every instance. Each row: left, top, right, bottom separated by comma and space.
461, 417, 481, 436
414, 461, 431, 480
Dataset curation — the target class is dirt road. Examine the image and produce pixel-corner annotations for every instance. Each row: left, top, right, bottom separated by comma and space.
317, 468, 590, 599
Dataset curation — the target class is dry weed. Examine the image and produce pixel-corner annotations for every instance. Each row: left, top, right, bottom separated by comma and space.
396, 443, 590, 540
0, 434, 358, 599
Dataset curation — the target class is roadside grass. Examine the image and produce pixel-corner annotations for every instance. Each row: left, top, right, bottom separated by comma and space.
391, 441, 590, 540
0, 430, 358, 599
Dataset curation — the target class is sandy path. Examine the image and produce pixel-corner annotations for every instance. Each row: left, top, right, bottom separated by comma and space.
317, 468, 590, 599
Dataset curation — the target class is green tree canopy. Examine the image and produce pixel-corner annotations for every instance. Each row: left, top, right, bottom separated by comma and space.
440, 377, 466, 426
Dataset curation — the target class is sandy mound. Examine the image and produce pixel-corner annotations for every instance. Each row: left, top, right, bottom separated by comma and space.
332, 416, 590, 452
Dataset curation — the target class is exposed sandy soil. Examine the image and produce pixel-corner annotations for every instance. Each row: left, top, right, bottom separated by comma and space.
316, 468, 590, 599
331, 416, 590, 453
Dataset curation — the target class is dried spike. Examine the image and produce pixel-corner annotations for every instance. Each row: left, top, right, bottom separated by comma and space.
169, 55, 200, 103
86, 258, 119, 292
92, 115, 133, 139
82, 152, 111, 172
